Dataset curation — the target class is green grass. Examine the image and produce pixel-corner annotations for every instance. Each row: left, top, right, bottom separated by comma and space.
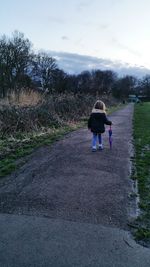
0, 123, 84, 177
0, 159, 16, 176
107, 103, 125, 114
133, 102, 150, 244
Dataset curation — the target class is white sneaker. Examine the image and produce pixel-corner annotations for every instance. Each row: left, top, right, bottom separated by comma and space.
98, 144, 103, 150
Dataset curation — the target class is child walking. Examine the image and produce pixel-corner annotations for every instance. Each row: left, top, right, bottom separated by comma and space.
88, 100, 112, 151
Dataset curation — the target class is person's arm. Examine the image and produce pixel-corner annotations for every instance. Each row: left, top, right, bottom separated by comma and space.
103, 114, 112, 125
88, 114, 92, 129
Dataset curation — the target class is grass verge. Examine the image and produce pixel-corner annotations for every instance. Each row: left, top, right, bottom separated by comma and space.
0, 122, 85, 178
133, 102, 150, 246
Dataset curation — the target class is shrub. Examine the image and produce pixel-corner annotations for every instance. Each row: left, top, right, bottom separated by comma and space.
0, 93, 117, 136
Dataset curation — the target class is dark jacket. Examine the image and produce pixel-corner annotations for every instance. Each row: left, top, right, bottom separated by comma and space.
88, 109, 112, 133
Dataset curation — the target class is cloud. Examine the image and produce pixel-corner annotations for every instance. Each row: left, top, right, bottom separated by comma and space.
48, 16, 65, 24
61, 35, 69, 40
111, 38, 141, 57
46, 50, 150, 78
110, 0, 121, 6
76, 0, 92, 12
98, 24, 109, 30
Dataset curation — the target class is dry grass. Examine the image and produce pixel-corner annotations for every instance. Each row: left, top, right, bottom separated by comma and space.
0, 90, 119, 136
0, 89, 42, 107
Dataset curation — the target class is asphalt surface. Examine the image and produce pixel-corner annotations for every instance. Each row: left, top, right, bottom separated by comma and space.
0, 103, 150, 266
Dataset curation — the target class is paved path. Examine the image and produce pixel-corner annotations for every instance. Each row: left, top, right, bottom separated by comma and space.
0, 103, 150, 266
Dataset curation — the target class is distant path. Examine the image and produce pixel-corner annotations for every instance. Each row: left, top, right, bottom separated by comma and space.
0, 103, 150, 267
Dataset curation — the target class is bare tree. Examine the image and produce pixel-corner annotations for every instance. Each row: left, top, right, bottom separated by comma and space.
112, 75, 137, 99
140, 75, 150, 97
76, 71, 92, 93
33, 53, 57, 92
0, 31, 32, 97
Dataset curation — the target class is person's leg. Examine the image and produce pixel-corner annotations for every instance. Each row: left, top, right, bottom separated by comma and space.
92, 133, 97, 151
98, 134, 103, 149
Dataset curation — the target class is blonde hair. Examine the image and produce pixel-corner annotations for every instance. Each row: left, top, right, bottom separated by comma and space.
93, 100, 106, 112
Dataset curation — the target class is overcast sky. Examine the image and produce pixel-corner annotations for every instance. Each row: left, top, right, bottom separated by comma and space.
1, 0, 150, 76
